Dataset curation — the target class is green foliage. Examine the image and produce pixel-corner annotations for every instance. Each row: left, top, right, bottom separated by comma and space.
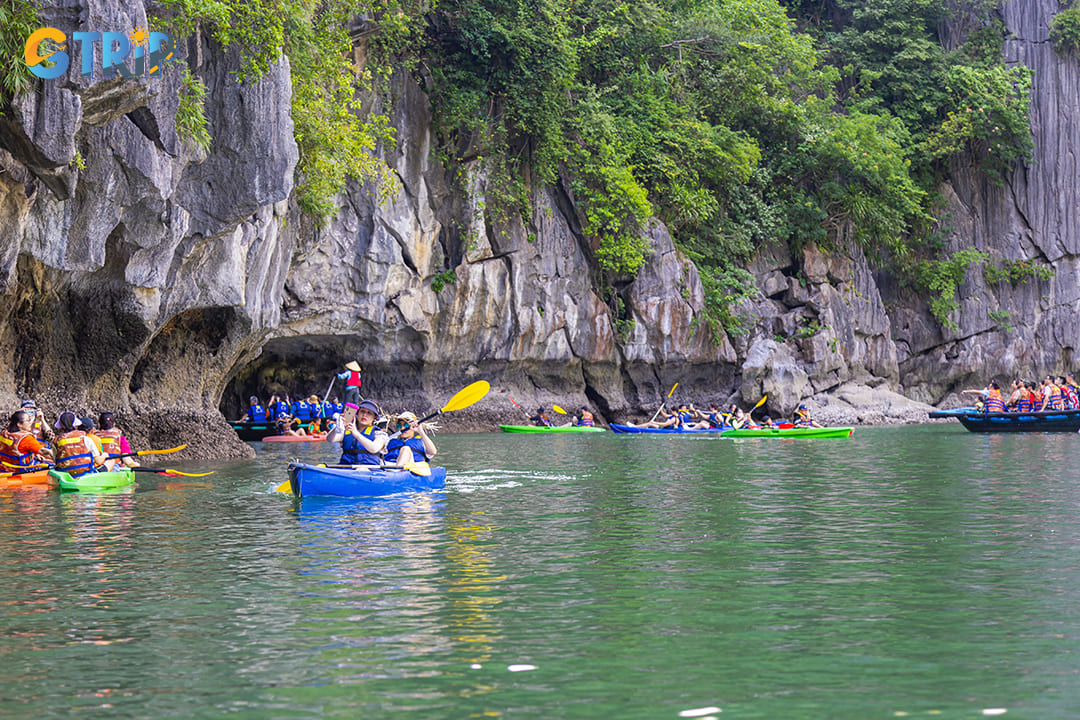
431, 269, 458, 293
155, 0, 396, 223
1050, 6, 1080, 56
176, 65, 212, 154
984, 258, 1055, 285
0, 0, 39, 106
912, 247, 987, 329
988, 309, 1013, 333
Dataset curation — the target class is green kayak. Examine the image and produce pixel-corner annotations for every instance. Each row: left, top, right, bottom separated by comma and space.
499, 424, 606, 433
49, 468, 135, 491
723, 426, 854, 439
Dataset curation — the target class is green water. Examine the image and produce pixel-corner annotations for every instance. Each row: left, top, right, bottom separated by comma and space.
2, 425, 1079, 719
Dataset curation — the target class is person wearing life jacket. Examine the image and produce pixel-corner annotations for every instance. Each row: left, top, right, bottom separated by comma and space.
761, 416, 778, 428
339, 399, 388, 465
96, 412, 140, 468
19, 399, 54, 447
577, 407, 595, 427
238, 395, 267, 423
336, 361, 363, 407
291, 396, 313, 426
0, 410, 54, 471
1005, 380, 1022, 411
962, 380, 1006, 413
793, 404, 823, 428
53, 412, 107, 477
1062, 375, 1079, 409
1041, 376, 1064, 410
530, 407, 553, 427
384, 411, 437, 466
1015, 381, 1034, 413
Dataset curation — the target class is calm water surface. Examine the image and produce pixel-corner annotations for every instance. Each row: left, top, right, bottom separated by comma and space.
1, 425, 1079, 718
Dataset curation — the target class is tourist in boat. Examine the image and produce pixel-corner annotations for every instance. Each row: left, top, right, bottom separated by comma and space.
1040, 376, 1064, 411
1005, 380, 1023, 410
761, 416, 778, 428
792, 404, 823, 428
339, 399, 388, 466
53, 412, 107, 477
0, 410, 54, 471
576, 407, 595, 427
275, 411, 307, 437
962, 380, 1006, 412
1015, 381, 1034, 413
1061, 375, 1079, 409
336, 362, 363, 407
97, 412, 140, 468
530, 407, 553, 427
384, 411, 437, 466
268, 394, 288, 422
238, 395, 267, 423
20, 399, 54, 447
291, 395, 313, 427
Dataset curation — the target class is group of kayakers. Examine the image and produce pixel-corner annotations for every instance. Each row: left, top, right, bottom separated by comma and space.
626, 402, 822, 430
237, 393, 345, 436
0, 399, 139, 477
327, 399, 437, 467
963, 375, 1080, 413
529, 406, 596, 428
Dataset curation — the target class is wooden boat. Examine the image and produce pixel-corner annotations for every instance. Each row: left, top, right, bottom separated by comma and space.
230, 421, 317, 441
928, 407, 1080, 433
499, 424, 605, 433
48, 468, 135, 491
609, 423, 730, 434
723, 426, 854, 439
286, 461, 447, 498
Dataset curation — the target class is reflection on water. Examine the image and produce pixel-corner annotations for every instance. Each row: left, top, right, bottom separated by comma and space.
0, 428, 1079, 717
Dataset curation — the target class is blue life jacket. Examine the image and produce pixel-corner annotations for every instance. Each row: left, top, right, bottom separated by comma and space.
273, 401, 290, 420
340, 426, 382, 465
292, 401, 311, 421
248, 404, 266, 422
384, 437, 427, 464
320, 402, 334, 418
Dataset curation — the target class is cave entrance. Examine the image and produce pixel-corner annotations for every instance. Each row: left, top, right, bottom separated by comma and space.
220, 336, 356, 420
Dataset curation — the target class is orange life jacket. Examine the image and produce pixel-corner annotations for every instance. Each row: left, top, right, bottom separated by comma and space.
0, 429, 36, 469
96, 427, 124, 456
55, 431, 96, 476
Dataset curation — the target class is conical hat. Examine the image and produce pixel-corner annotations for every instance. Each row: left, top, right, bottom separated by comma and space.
345, 361, 361, 372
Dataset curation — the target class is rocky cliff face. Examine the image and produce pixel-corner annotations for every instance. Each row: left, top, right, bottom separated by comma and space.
0, 0, 1075, 457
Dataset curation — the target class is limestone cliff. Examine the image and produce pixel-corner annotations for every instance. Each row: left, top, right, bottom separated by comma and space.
0, 0, 1076, 457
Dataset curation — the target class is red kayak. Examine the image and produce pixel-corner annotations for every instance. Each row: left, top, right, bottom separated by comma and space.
260, 433, 326, 443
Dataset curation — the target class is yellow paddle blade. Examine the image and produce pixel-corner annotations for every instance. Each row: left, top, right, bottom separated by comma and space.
667, 383, 678, 398
552, 404, 567, 414
753, 395, 768, 410
136, 444, 188, 456
403, 462, 431, 477
440, 380, 490, 413
274, 479, 291, 493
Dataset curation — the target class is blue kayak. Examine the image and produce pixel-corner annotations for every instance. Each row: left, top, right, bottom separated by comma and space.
286, 462, 447, 498
609, 423, 731, 434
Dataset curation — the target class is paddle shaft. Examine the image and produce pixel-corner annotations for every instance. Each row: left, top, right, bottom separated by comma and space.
649, 383, 678, 423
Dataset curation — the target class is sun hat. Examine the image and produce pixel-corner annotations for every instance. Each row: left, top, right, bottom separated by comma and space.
54, 411, 81, 430
397, 411, 418, 424
20, 399, 36, 408
357, 399, 380, 415
345, 361, 362, 372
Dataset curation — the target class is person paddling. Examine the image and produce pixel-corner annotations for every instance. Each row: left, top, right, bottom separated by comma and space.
53, 412, 107, 477
339, 399, 388, 466
0, 410, 54, 471
385, 411, 437, 466
792, 404, 823, 428
97, 412, 140, 468
336, 362, 363, 407
530, 407, 553, 427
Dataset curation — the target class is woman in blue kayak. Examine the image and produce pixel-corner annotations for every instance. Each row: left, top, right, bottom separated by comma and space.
338, 399, 388, 466
385, 411, 437, 466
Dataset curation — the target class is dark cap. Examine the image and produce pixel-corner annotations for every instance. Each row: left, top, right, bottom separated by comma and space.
79, 416, 95, 430
20, 399, 36, 408
357, 399, 380, 415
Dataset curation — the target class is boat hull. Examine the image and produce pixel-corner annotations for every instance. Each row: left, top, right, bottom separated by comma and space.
499, 425, 605, 433
261, 433, 327, 443
49, 468, 135, 491
609, 423, 730, 434
0, 469, 56, 489
231, 421, 317, 441
286, 462, 447, 498
951, 410, 1080, 433
723, 426, 854, 439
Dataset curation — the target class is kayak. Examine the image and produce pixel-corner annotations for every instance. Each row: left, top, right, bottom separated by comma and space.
49, 468, 135, 491
723, 426, 854, 439
261, 433, 327, 443
286, 462, 447, 498
499, 425, 606, 433
609, 423, 730, 434
928, 408, 1080, 433
0, 469, 56, 489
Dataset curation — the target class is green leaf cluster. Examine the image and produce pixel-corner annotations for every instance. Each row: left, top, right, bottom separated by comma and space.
0, 0, 39, 106
176, 65, 211, 154
984, 258, 1055, 285
1050, 6, 1080, 56
912, 247, 987, 329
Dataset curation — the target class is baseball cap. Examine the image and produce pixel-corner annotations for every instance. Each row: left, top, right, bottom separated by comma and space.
357, 400, 380, 415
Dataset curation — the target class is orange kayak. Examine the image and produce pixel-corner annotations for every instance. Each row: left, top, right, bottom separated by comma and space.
0, 469, 56, 488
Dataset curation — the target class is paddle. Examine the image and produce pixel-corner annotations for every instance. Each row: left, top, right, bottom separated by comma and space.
649, 383, 678, 423
508, 395, 531, 420
109, 444, 188, 460
0, 463, 53, 478
552, 405, 567, 415
130, 467, 215, 477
